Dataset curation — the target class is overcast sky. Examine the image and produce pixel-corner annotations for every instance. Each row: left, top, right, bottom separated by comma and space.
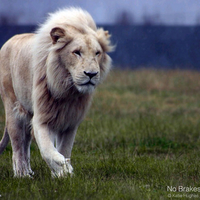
0, 0, 200, 25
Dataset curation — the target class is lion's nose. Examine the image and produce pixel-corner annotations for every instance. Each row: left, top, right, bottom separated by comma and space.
84, 71, 98, 79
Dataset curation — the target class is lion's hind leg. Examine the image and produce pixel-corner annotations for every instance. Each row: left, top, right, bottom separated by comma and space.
6, 102, 33, 177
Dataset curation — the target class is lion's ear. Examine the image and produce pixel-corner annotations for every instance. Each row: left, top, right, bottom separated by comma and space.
50, 27, 72, 44
97, 28, 115, 52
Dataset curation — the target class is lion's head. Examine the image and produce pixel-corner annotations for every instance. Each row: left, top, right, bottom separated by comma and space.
34, 8, 114, 97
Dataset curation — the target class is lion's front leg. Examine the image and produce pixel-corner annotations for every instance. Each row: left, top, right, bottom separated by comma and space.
33, 123, 73, 177
55, 127, 77, 174
56, 127, 77, 158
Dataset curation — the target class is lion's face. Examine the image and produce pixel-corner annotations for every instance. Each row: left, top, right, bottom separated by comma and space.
48, 26, 113, 95
60, 35, 102, 93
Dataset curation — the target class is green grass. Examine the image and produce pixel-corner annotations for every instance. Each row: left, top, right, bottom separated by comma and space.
1, 69, 200, 199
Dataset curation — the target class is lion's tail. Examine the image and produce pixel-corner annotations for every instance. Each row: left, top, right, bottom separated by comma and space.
0, 52, 9, 154
0, 128, 9, 155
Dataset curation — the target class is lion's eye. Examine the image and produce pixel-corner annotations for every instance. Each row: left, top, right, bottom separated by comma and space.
73, 50, 81, 57
96, 51, 101, 56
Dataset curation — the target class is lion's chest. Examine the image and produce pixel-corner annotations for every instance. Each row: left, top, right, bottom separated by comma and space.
39, 94, 91, 132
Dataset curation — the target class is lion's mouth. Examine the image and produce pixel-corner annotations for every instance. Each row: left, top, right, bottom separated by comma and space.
79, 81, 95, 86
75, 80, 97, 93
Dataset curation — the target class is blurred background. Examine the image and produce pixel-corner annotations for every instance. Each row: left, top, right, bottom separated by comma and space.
0, 0, 200, 69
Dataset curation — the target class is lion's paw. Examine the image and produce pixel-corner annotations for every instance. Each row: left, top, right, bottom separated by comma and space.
51, 158, 74, 178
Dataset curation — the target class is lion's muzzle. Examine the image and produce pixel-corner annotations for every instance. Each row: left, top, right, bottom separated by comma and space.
84, 71, 98, 79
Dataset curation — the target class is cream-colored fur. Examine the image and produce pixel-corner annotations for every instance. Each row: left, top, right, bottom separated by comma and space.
0, 8, 113, 177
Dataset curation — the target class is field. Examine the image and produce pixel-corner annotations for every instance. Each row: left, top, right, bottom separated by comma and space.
0, 69, 200, 199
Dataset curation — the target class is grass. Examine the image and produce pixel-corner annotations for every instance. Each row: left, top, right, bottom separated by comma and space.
1, 69, 200, 199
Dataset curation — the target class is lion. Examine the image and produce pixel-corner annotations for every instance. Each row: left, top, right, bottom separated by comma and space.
0, 8, 113, 177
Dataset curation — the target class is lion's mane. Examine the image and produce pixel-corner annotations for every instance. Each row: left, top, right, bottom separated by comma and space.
32, 8, 114, 130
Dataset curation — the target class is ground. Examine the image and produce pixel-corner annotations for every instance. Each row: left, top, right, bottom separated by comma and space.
0, 69, 200, 200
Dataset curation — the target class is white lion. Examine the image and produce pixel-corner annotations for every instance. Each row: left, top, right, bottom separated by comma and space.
0, 8, 113, 177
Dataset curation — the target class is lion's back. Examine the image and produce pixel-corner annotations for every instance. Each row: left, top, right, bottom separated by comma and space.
0, 33, 35, 112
